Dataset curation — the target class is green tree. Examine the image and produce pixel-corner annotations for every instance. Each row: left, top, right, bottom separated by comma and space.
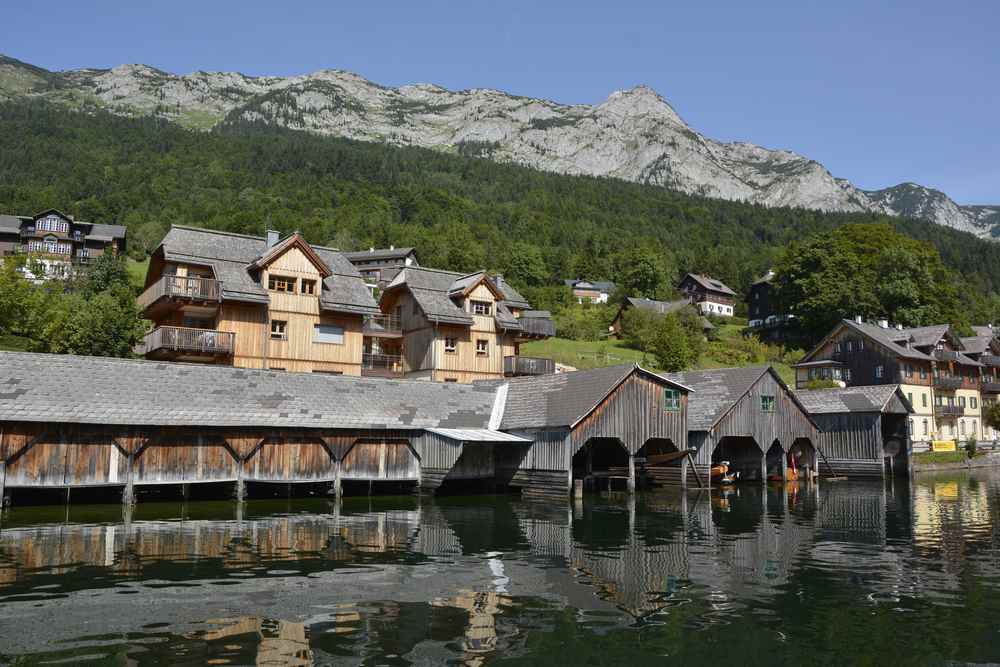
986, 402, 1000, 434
651, 313, 698, 372
504, 241, 548, 288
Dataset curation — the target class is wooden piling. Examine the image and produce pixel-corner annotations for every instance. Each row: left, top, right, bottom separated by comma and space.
627, 454, 636, 493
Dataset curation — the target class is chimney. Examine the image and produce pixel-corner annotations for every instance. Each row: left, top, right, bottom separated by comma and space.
494, 274, 505, 289
878, 319, 889, 329
369, 247, 375, 253
390, 244, 395, 250
896, 323, 904, 331
854, 315, 863, 324
265, 229, 280, 249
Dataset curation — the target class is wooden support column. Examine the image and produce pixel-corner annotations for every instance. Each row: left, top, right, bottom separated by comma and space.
333, 457, 343, 499
235, 463, 245, 503
627, 452, 636, 494
123, 452, 135, 507
0, 460, 6, 510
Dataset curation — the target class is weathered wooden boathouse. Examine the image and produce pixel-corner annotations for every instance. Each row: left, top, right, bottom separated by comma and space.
0, 353, 691, 504
497, 365, 691, 499
664, 366, 820, 486
793, 384, 912, 478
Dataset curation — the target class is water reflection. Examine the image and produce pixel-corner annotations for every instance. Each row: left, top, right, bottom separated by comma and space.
1, 474, 1000, 664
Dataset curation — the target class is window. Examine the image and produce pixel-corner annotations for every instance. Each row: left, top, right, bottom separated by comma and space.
269, 367, 286, 372
663, 388, 681, 412
444, 337, 457, 353
909, 418, 914, 436
959, 396, 966, 408
471, 300, 492, 315
314, 323, 344, 345
923, 419, 928, 435
922, 394, 928, 408
301, 279, 317, 295
475, 339, 489, 356
270, 320, 287, 340
846, 341, 853, 353
960, 420, 966, 435
835, 342, 842, 354
858, 339, 864, 350
268, 275, 295, 292
971, 397, 978, 409
444, 378, 458, 383
907, 392, 913, 406
808, 369, 816, 380
761, 395, 776, 412
844, 369, 852, 383
905, 364, 913, 378
973, 420, 978, 436
920, 367, 927, 379
875, 365, 884, 379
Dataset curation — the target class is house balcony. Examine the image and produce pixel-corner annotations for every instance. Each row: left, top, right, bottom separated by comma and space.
934, 404, 965, 417
514, 314, 556, 340
504, 355, 556, 377
362, 314, 402, 338
934, 350, 961, 362
933, 376, 963, 391
362, 353, 405, 378
981, 354, 1000, 368
981, 381, 1000, 394
144, 326, 234, 361
138, 276, 222, 317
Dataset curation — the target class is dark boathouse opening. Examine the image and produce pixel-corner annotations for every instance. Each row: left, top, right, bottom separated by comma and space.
572, 437, 630, 491
882, 413, 910, 476
713, 436, 764, 483
788, 437, 818, 480
637, 438, 685, 488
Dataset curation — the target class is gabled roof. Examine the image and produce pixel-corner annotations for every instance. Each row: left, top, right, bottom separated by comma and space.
564, 279, 616, 292
799, 319, 934, 364
249, 232, 332, 278
448, 270, 505, 300
751, 271, 775, 286
0, 212, 126, 240
0, 352, 497, 429
972, 325, 996, 338
384, 267, 540, 326
961, 336, 991, 356
664, 366, 811, 432
680, 273, 737, 297
498, 364, 690, 430
155, 226, 378, 315
899, 324, 955, 349
620, 297, 715, 331
794, 384, 913, 415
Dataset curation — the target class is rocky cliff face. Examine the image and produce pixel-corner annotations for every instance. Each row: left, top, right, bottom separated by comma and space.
2, 55, 996, 238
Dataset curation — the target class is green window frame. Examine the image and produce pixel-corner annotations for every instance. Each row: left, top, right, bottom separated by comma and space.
761, 395, 776, 412
663, 388, 681, 412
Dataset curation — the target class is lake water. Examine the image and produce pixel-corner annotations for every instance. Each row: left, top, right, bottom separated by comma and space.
1, 472, 999, 665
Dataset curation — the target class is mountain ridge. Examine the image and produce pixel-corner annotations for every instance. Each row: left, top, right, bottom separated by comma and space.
1, 54, 996, 238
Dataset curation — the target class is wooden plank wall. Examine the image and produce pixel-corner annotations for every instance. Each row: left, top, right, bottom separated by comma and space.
810, 412, 886, 479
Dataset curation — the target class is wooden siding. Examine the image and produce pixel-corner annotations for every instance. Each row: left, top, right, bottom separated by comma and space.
809, 413, 886, 478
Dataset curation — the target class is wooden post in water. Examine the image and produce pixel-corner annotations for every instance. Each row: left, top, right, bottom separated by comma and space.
0, 460, 6, 511
123, 452, 135, 508
627, 452, 636, 494
333, 458, 343, 499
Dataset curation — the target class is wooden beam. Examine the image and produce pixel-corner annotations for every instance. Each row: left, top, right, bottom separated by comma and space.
627, 454, 636, 493
685, 451, 704, 489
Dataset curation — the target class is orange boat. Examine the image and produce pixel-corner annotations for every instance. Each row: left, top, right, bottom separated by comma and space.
710, 460, 739, 485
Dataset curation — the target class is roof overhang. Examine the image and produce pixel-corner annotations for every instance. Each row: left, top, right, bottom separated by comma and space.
425, 428, 532, 443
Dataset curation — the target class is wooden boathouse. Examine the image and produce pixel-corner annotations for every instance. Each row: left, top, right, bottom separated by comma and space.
664, 366, 820, 486
793, 385, 913, 478
497, 365, 691, 499
0, 351, 531, 504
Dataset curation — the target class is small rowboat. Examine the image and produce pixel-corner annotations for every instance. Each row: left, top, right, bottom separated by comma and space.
710, 460, 740, 485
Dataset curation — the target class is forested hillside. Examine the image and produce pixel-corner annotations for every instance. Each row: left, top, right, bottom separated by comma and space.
1, 101, 999, 321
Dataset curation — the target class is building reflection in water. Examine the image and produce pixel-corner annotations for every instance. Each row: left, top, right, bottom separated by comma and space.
1, 474, 1000, 663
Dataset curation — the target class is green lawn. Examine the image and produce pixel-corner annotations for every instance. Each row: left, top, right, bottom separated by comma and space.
0, 333, 33, 352
127, 257, 149, 290
521, 316, 798, 383
913, 450, 984, 465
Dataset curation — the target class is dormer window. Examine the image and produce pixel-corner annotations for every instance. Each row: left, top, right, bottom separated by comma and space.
268, 275, 295, 292
471, 300, 491, 315
301, 279, 317, 295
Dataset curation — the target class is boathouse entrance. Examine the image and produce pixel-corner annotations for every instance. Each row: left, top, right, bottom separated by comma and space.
637, 438, 686, 488
712, 436, 764, 483
572, 437, 630, 492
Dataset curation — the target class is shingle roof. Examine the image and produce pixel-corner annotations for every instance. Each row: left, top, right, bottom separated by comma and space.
342, 247, 416, 262
681, 273, 737, 297
0, 215, 126, 241
821, 319, 933, 362
622, 298, 715, 331
972, 326, 996, 338
157, 226, 378, 315
751, 271, 775, 286
564, 279, 616, 292
86, 222, 127, 240
499, 364, 688, 430
0, 352, 497, 429
961, 335, 994, 356
0, 215, 20, 233
793, 385, 907, 415
664, 366, 771, 431
899, 324, 952, 348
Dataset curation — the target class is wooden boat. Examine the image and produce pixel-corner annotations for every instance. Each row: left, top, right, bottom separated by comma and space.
710, 461, 739, 485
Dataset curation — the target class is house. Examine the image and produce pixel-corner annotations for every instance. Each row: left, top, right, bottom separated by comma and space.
960, 325, 1000, 441
748, 270, 779, 327
0, 208, 126, 279
665, 366, 820, 485
793, 318, 989, 449
609, 297, 715, 338
138, 225, 383, 375
563, 279, 616, 304
678, 273, 737, 317
794, 385, 912, 478
343, 246, 418, 295
379, 267, 555, 383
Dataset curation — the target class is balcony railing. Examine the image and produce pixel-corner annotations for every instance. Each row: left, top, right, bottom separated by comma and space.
138, 276, 222, 311
934, 404, 965, 417
981, 381, 1000, 394
145, 326, 234, 357
504, 355, 556, 377
934, 349, 960, 362
516, 315, 556, 338
361, 353, 405, 378
362, 314, 402, 337
933, 376, 963, 390
981, 355, 1000, 368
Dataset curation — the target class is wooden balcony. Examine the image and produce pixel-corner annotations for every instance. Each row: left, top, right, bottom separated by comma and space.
504, 355, 556, 377
138, 276, 222, 316
144, 326, 234, 360
362, 314, 402, 338
362, 353, 405, 378
933, 376, 963, 391
981, 381, 1000, 394
981, 354, 1000, 368
934, 350, 961, 362
934, 404, 965, 417
515, 315, 556, 339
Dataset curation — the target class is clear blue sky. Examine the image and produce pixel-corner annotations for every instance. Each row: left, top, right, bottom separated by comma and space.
5, 0, 998, 203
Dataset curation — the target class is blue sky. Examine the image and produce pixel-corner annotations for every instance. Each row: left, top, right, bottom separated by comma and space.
5, 0, 998, 203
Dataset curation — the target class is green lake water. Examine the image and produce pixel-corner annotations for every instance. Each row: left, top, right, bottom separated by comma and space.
1, 471, 999, 665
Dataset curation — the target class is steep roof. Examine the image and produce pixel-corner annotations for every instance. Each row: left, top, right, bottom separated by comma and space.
384, 267, 538, 326
961, 336, 991, 356
681, 273, 737, 297
156, 226, 378, 315
898, 324, 953, 348
665, 366, 780, 431
972, 325, 996, 338
499, 364, 689, 430
0, 352, 497, 430
794, 385, 911, 415
799, 319, 934, 364
342, 247, 416, 263
0, 213, 126, 241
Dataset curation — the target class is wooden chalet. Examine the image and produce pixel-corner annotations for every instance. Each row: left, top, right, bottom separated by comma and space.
794, 385, 913, 478
678, 273, 737, 317
379, 267, 555, 383
665, 366, 820, 486
0, 208, 126, 279
498, 364, 691, 499
563, 279, 616, 304
343, 245, 418, 294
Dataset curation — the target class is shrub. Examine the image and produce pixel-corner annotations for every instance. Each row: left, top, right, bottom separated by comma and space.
965, 437, 978, 459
